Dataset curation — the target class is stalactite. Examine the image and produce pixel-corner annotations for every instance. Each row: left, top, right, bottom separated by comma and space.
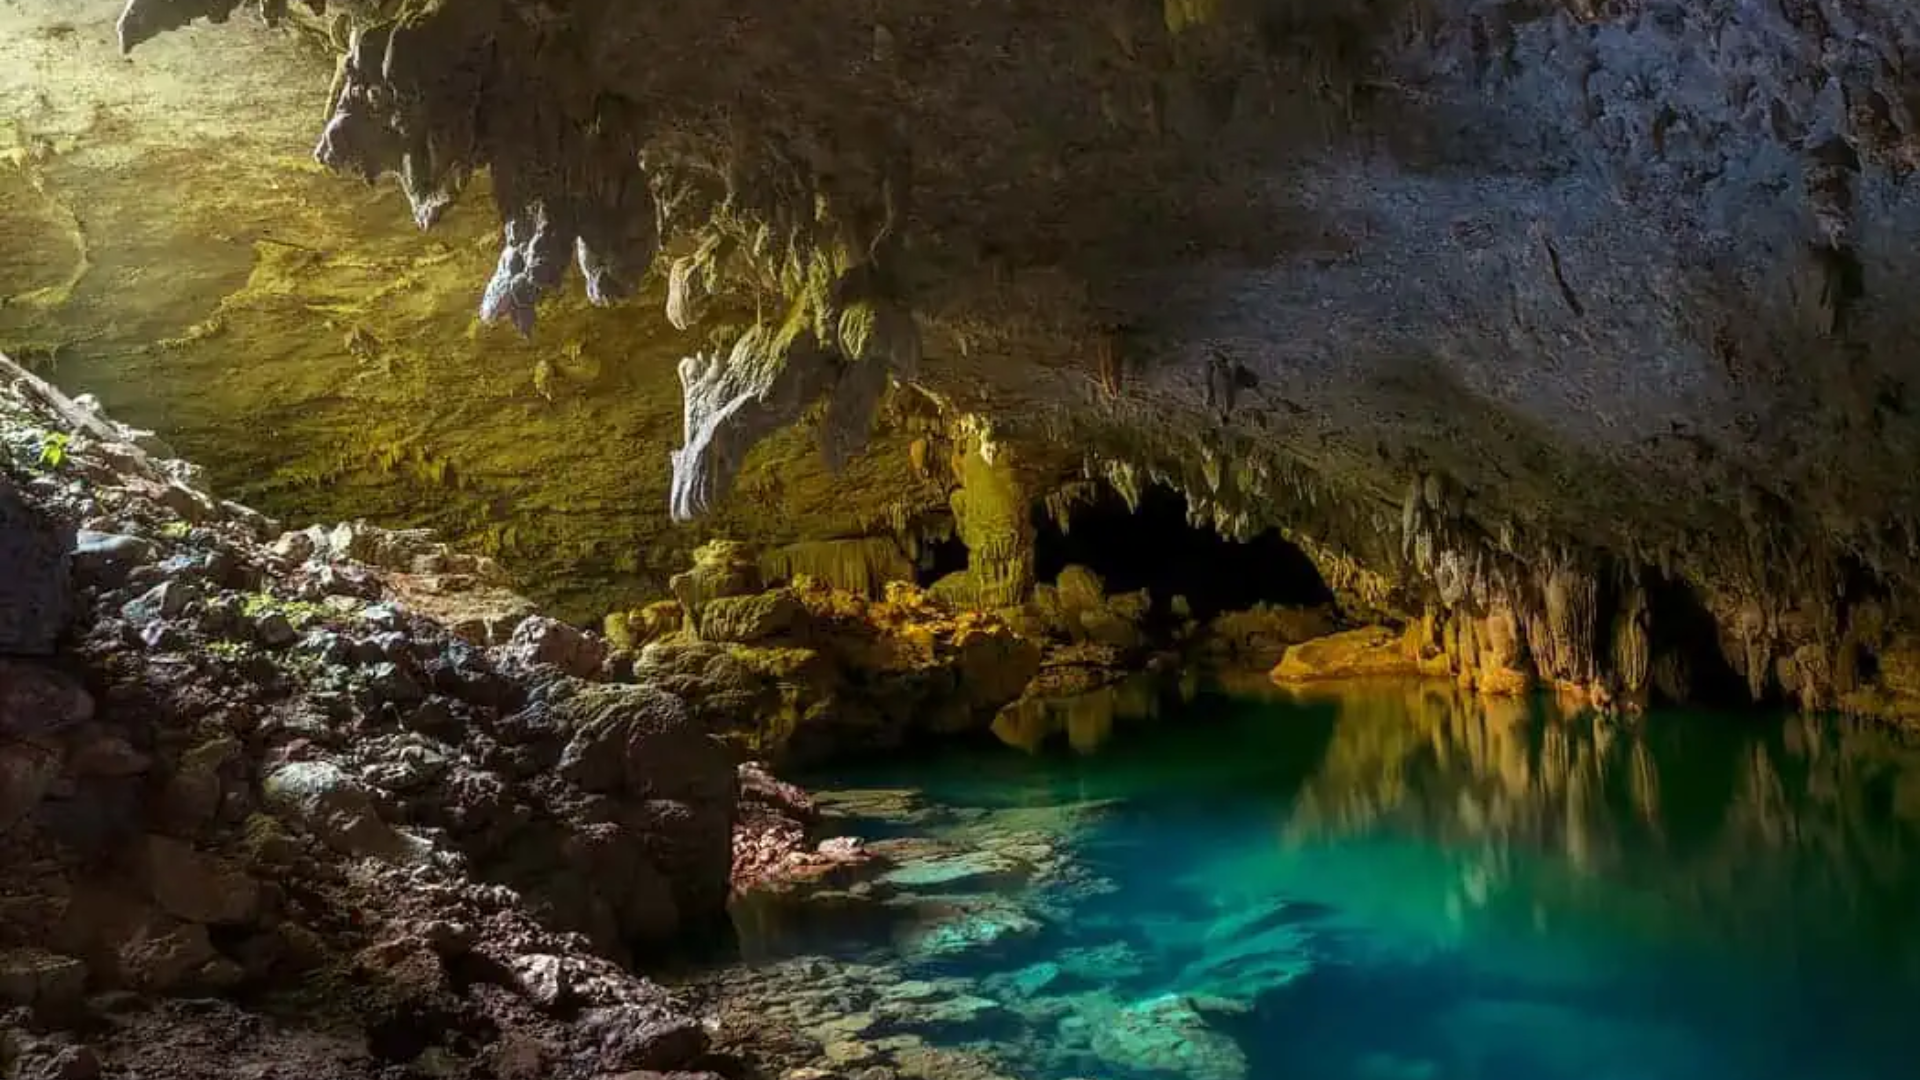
1611, 581, 1651, 702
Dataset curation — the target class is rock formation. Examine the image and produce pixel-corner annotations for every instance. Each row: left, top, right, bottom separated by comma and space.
11, 0, 1920, 719
0, 354, 869, 1076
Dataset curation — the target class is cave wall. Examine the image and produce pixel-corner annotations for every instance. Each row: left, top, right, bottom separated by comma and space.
11, 0, 1920, 716
0, 0, 958, 623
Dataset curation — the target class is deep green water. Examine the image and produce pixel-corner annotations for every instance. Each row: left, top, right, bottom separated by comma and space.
725, 679, 1920, 1080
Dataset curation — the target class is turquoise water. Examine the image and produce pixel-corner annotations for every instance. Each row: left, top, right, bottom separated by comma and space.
724, 679, 1920, 1080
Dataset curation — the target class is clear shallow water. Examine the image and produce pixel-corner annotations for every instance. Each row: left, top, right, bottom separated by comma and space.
722, 679, 1920, 1080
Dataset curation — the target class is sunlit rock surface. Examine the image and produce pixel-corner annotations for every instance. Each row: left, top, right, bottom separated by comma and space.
13, 0, 1920, 716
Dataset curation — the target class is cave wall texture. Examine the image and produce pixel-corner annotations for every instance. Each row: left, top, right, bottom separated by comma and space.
10, 0, 1920, 714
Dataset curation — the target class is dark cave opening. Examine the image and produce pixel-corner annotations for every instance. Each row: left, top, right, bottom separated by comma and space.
913, 515, 972, 587
1642, 571, 1755, 709
1032, 483, 1334, 622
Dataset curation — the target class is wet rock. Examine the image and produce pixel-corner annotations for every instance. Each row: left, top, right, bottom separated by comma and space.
261, 760, 424, 864
0, 948, 86, 1010
0, 478, 73, 655
1081, 993, 1249, 1080
877, 848, 1026, 892
499, 614, 607, 678
740, 761, 817, 823
70, 531, 153, 590
0, 660, 94, 737
142, 834, 262, 925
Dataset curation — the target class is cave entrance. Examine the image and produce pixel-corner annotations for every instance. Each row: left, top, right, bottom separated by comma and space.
1032, 483, 1333, 623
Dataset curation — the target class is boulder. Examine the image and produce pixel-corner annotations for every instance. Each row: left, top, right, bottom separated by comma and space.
142, 835, 262, 926
261, 760, 423, 864
669, 540, 763, 628
70, 530, 154, 589
553, 686, 738, 925
1271, 626, 1426, 683
695, 589, 808, 644
1196, 604, 1339, 669
0, 478, 72, 655
501, 615, 609, 678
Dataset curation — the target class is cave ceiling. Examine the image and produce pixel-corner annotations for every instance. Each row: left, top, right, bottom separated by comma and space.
7, 0, 1920, 621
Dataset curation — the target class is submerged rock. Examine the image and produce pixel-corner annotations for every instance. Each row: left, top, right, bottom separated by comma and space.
1078, 993, 1250, 1080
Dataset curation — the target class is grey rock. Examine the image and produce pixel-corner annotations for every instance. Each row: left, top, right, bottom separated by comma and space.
139, 622, 185, 651
118, 923, 218, 994
500, 615, 608, 679
0, 479, 73, 655
262, 759, 424, 864
268, 530, 316, 563
253, 612, 298, 648
121, 580, 197, 625
365, 661, 424, 704
70, 530, 154, 589
553, 685, 738, 928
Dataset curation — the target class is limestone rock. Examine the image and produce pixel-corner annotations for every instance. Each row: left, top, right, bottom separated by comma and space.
696, 589, 808, 644
1271, 626, 1428, 683
759, 538, 915, 599
1194, 605, 1338, 669
117, 923, 221, 994
670, 540, 764, 625
0, 478, 72, 655
1083, 993, 1249, 1080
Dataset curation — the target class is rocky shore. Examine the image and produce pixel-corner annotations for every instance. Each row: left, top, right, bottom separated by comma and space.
0, 358, 865, 1079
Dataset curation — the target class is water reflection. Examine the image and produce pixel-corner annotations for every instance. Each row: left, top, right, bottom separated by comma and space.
743, 678, 1920, 1080
990, 671, 1171, 754
994, 675, 1920, 978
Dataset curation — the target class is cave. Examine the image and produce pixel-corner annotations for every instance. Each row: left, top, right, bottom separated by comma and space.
1032, 483, 1333, 623
10, 2, 1920, 1079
